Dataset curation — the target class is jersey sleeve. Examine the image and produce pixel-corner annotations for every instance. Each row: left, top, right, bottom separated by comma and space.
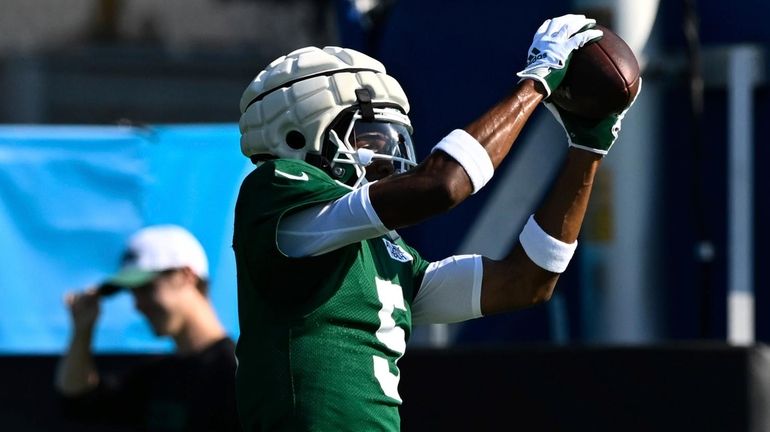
233, 159, 355, 312
277, 182, 389, 257
410, 254, 484, 324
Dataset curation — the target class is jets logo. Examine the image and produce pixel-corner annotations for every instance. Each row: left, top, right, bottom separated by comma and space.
383, 238, 412, 263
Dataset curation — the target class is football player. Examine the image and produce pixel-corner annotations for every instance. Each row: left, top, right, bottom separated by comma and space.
233, 14, 638, 432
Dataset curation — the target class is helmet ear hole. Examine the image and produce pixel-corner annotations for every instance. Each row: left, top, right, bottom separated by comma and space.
286, 131, 306, 149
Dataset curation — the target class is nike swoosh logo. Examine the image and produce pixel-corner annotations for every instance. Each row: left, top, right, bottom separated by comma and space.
274, 169, 309, 181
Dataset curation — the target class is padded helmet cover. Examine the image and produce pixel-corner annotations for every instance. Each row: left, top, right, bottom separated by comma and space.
239, 46, 411, 163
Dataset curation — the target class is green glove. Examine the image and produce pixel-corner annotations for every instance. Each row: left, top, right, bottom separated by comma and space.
544, 78, 642, 155
516, 14, 604, 96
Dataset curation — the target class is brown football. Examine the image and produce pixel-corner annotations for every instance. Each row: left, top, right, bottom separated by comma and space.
550, 25, 641, 119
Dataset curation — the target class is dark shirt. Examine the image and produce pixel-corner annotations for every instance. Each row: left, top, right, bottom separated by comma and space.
60, 337, 241, 432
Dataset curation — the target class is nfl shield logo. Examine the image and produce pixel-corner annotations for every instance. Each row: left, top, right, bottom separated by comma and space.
383, 238, 413, 263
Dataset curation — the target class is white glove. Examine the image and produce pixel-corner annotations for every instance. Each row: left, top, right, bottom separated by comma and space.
516, 14, 603, 96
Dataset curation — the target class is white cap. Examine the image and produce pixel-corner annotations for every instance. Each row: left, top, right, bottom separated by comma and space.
104, 225, 209, 289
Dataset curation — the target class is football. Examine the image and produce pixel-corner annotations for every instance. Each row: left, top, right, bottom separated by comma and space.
550, 25, 641, 119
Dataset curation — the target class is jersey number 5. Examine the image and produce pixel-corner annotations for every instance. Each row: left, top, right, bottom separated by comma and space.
373, 277, 407, 403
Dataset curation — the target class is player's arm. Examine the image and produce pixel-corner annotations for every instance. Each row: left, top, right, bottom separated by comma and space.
411, 100, 635, 320
369, 15, 603, 230
368, 79, 541, 228
411, 15, 636, 318
408, 150, 602, 322
55, 289, 101, 396
277, 79, 544, 258
479, 148, 600, 314
481, 19, 641, 314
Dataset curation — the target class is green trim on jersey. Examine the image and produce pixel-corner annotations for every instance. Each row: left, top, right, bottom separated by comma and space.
233, 159, 430, 432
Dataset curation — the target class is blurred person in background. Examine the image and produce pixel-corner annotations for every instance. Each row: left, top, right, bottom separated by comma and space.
55, 225, 241, 432
233, 14, 639, 432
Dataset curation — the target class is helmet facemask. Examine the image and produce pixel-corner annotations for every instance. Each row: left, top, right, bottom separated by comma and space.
325, 107, 417, 190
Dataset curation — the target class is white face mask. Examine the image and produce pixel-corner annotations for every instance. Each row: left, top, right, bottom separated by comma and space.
329, 108, 417, 190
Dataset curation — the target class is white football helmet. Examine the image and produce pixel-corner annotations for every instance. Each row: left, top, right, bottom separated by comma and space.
239, 46, 417, 189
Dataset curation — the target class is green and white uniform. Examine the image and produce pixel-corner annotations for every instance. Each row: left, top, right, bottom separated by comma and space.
233, 159, 430, 432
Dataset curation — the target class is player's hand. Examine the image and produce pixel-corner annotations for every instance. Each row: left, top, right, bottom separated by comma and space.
516, 14, 603, 97
543, 78, 642, 155
64, 288, 101, 331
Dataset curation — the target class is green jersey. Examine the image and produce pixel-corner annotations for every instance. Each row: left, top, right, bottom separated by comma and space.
233, 159, 430, 432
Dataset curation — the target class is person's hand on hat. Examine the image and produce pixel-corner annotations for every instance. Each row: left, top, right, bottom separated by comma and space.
64, 288, 101, 332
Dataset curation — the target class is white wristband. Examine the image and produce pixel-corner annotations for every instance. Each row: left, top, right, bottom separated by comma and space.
431, 129, 494, 194
518, 214, 577, 273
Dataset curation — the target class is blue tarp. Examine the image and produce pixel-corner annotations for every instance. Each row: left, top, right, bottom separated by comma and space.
0, 124, 250, 353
